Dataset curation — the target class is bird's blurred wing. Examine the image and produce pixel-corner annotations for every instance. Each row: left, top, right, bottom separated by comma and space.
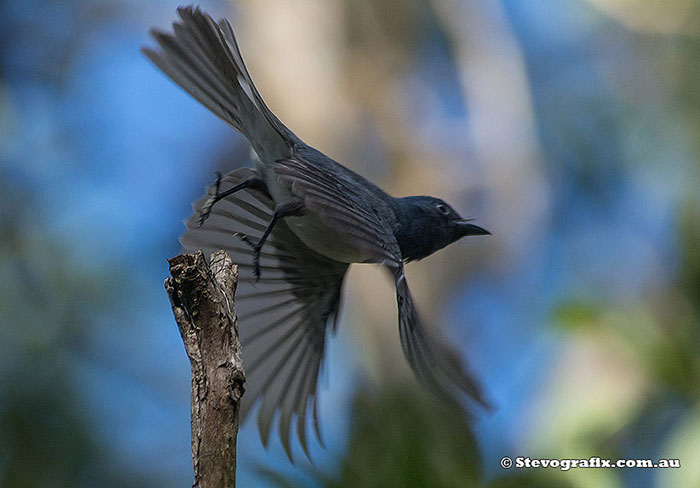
181, 167, 349, 460
391, 266, 491, 410
275, 157, 402, 265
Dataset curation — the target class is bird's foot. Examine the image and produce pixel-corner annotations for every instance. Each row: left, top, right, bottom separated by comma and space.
234, 232, 263, 281
197, 171, 223, 227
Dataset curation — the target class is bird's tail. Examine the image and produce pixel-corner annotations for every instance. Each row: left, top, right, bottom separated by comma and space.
142, 6, 294, 162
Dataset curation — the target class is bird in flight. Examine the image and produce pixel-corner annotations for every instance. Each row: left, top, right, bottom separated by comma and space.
144, 5, 491, 461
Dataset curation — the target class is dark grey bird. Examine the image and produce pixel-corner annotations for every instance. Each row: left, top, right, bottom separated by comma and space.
144, 6, 491, 460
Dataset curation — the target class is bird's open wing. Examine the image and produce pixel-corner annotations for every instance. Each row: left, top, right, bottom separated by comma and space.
275, 157, 402, 265
392, 266, 491, 411
181, 168, 349, 460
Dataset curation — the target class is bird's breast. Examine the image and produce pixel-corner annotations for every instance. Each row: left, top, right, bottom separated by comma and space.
285, 214, 368, 263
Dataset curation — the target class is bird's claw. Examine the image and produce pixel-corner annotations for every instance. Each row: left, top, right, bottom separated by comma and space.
197, 199, 215, 227
197, 171, 223, 228
234, 232, 262, 281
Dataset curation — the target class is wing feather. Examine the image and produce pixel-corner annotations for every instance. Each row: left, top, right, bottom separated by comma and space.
181, 167, 348, 461
392, 267, 491, 410
275, 158, 401, 264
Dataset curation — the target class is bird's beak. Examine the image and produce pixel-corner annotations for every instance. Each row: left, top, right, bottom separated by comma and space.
458, 221, 491, 236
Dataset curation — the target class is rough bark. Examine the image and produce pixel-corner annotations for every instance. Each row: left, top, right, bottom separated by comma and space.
164, 250, 244, 488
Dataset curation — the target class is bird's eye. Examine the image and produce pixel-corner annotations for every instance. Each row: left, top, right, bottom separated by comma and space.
436, 203, 450, 215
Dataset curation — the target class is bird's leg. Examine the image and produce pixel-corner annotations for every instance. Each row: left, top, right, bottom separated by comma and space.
236, 199, 306, 280
198, 173, 270, 227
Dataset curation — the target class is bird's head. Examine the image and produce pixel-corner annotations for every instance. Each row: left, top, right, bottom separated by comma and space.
394, 196, 489, 262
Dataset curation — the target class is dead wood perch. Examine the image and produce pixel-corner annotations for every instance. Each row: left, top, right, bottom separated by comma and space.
165, 250, 245, 488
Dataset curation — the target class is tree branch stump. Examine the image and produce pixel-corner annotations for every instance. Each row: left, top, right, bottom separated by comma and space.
164, 250, 245, 488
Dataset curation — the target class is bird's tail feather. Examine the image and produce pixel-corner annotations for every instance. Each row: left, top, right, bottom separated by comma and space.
142, 6, 293, 162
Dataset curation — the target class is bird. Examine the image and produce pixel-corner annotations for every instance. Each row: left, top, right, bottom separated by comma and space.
144, 5, 491, 461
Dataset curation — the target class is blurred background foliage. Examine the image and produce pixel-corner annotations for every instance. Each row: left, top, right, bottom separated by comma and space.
1, 0, 699, 486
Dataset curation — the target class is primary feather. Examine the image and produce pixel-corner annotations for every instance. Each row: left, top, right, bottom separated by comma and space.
182, 168, 348, 460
